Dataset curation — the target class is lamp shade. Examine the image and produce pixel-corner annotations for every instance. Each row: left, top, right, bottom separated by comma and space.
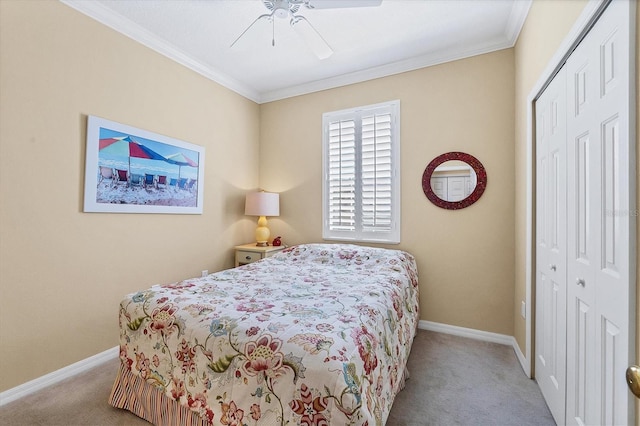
245, 192, 280, 217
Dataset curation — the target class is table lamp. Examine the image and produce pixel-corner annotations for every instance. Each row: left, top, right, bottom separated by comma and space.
245, 191, 280, 246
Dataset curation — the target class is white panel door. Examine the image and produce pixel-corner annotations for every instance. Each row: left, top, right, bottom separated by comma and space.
447, 177, 467, 201
431, 177, 447, 200
565, 28, 598, 426
565, 1, 634, 424
535, 65, 567, 426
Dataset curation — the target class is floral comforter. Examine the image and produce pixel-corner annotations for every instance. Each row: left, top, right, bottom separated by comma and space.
109, 243, 419, 426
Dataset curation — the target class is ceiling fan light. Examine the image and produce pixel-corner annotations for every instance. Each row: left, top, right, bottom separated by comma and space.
275, 7, 289, 18
272, 0, 290, 18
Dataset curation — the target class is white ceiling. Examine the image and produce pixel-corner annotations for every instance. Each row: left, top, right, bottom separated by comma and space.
62, 0, 531, 104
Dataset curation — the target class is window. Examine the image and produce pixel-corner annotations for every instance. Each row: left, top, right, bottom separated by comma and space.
322, 100, 400, 244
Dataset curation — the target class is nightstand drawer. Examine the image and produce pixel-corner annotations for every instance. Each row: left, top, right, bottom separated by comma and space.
236, 250, 262, 265
234, 243, 286, 267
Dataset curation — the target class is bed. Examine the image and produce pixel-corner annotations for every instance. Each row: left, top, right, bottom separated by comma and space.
109, 243, 419, 425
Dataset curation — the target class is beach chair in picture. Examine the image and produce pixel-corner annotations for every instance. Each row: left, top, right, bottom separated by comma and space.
143, 174, 156, 189
129, 174, 144, 188
168, 178, 179, 191
113, 169, 129, 187
156, 175, 168, 190
186, 179, 197, 193
177, 177, 189, 191
97, 166, 114, 187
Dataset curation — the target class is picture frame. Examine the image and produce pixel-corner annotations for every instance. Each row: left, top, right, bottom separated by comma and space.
83, 115, 205, 214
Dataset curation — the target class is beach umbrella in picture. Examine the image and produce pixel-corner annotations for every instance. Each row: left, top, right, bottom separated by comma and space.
99, 136, 167, 172
165, 152, 198, 179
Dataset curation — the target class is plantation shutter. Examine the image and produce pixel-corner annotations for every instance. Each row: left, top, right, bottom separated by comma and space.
361, 112, 392, 232
322, 101, 400, 243
327, 119, 356, 231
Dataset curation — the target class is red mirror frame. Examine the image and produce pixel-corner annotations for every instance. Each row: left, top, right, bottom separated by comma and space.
421, 151, 487, 210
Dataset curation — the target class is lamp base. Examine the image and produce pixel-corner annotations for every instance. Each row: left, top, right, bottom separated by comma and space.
254, 216, 270, 248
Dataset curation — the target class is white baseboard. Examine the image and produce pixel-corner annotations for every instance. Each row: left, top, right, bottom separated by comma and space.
0, 346, 119, 406
418, 320, 530, 376
511, 336, 531, 377
419, 320, 514, 345
1, 321, 532, 406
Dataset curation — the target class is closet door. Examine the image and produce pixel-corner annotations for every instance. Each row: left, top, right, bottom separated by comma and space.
565, 1, 634, 424
534, 65, 567, 426
564, 28, 598, 426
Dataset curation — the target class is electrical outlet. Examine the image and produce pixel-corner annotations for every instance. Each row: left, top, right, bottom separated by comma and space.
201, 270, 208, 277
520, 300, 526, 319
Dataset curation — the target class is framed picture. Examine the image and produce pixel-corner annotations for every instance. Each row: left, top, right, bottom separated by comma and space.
83, 115, 205, 214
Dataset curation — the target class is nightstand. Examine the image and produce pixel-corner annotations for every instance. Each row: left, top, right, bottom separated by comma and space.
234, 243, 286, 267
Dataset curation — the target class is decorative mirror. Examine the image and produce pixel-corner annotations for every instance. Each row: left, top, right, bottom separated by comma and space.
422, 152, 487, 210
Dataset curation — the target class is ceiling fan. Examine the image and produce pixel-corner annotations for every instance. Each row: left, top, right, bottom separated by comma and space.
230, 0, 383, 60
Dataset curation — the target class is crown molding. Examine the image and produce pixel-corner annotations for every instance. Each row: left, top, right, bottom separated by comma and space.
60, 0, 262, 103
505, 0, 532, 45
259, 38, 515, 103
61, 0, 532, 105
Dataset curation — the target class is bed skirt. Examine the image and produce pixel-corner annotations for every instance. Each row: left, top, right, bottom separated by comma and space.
109, 358, 411, 426
109, 361, 208, 426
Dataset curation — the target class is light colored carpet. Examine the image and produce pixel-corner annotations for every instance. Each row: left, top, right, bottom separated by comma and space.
388, 330, 554, 425
0, 330, 554, 425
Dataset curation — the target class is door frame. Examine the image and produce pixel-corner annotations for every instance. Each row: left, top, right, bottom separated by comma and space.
524, 0, 637, 378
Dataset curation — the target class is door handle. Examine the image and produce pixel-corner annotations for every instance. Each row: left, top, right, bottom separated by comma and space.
576, 278, 586, 287
550, 264, 557, 271
626, 366, 640, 398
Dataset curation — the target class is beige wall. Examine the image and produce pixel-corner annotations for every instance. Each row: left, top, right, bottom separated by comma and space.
0, 1, 259, 391
260, 49, 516, 336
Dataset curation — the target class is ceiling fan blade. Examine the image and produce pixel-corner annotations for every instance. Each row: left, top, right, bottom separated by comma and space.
305, 0, 382, 9
230, 13, 272, 48
291, 15, 333, 59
